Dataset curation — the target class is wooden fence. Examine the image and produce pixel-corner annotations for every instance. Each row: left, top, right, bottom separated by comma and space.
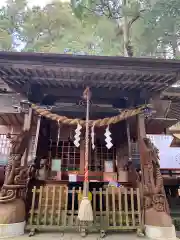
27, 185, 142, 233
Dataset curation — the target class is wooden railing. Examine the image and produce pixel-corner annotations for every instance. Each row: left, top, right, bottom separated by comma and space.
27, 185, 142, 232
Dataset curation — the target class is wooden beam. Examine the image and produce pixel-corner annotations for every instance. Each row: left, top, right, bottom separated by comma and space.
7, 74, 172, 87
137, 114, 146, 138
162, 91, 180, 98
1, 65, 177, 86
30, 85, 142, 101
51, 105, 120, 114
22, 106, 33, 166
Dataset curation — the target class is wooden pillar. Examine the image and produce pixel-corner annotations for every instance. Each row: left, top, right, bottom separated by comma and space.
126, 119, 132, 161
21, 106, 33, 166
23, 107, 32, 131
33, 116, 41, 159
137, 114, 146, 138
137, 113, 146, 229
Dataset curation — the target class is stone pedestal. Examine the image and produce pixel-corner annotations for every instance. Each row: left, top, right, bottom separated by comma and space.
0, 199, 26, 238
145, 225, 177, 240
0, 221, 25, 238
144, 207, 177, 240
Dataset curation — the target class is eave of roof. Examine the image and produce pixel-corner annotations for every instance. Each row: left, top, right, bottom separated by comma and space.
0, 112, 37, 126
0, 52, 180, 95
169, 134, 180, 147
166, 102, 180, 123
162, 87, 180, 101
146, 117, 177, 134
0, 51, 180, 69
169, 121, 180, 132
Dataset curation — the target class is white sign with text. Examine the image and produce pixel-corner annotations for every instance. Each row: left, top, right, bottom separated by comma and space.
148, 134, 180, 169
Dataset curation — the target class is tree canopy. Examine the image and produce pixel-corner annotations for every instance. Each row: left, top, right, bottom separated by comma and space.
0, 0, 179, 58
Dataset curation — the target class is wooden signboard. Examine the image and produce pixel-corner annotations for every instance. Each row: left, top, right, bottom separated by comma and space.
103, 172, 117, 182
69, 174, 77, 182
56, 171, 62, 180
105, 160, 113, 172
51, 159, 61, 171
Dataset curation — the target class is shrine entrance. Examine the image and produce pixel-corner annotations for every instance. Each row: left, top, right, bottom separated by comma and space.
25, 102, 144, 234
0, 52, 178, 239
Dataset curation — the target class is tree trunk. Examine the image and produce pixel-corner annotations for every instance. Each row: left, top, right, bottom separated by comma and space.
171, 36, 179, 59
122, 0, 133, 57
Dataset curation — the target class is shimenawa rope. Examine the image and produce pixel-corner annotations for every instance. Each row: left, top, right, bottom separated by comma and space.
32, 104, 152, 127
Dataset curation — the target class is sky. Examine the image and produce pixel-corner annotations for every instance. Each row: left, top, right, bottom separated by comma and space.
0, 0, 53, 8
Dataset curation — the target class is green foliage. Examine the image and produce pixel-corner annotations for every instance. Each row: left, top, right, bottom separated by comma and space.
0, 0, 123, 55
0, 0, 179, 58
132, 0, 180, 57
71, 0, 180, 58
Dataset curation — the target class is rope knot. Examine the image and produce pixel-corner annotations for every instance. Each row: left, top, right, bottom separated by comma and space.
83, 87, 91, 100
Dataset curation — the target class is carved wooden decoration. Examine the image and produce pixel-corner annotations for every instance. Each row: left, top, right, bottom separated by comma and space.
139, 137, 172, 227
0, 130, 30, 224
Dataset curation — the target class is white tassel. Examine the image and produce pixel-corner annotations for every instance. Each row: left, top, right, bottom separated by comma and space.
91, 124, 95, 150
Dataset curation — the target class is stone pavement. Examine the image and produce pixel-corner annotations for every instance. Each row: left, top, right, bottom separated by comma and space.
6, 232, 180, 240
7, 232, 147, 240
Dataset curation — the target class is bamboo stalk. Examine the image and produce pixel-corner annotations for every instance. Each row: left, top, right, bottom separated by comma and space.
44, 186, 49, 225
57, 186, 62, 225
112, 187, 116, 226
83, 87, 91, 197
130, 188, 135, 227
118, 188, 122, 226
78, 87, 93, 223
37, 186, 43, 225
93, 188, 96, 222
30, 186, 36, 225
50, 186, 56, 225
71, 187, 75, 225
106, 187, 109, 227
124, 188, 129, 226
